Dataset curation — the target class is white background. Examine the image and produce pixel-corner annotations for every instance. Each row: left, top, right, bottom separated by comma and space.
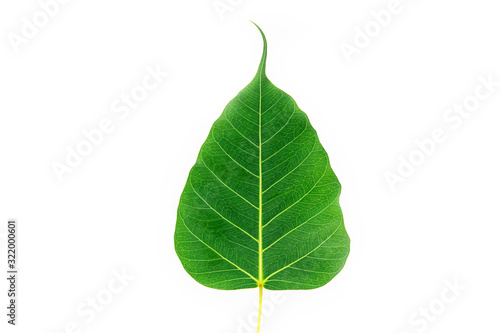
1, 0, 500, 332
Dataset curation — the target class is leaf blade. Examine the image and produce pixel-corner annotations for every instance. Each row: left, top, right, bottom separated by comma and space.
174, 24, 350, 291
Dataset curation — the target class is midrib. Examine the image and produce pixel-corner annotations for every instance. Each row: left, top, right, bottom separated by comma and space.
258, 69, 263, 287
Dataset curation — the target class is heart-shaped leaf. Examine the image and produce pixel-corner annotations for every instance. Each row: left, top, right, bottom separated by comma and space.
174, 23, 350, 331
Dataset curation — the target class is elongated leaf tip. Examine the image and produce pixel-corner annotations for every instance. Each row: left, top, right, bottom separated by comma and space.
251, 21, 267, 78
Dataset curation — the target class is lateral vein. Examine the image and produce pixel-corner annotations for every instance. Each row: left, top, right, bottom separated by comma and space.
263, 221, 343, 282
263, 164, 329, 228
179, 214, 258, 282
211, 131, 259, 178
262, 200, 336, 252
189, 179, 259, 242
200, 156, 259, 210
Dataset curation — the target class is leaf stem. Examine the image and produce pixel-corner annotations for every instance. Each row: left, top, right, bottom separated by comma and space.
257, 284, 263, 333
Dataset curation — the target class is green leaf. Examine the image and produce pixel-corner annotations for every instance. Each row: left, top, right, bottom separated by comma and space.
174, 24, 350, 294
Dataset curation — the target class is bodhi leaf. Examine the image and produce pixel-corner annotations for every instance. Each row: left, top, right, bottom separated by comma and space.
175, 24, 349, 298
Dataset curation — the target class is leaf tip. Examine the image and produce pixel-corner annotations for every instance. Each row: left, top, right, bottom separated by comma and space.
250, 21, 267, 78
